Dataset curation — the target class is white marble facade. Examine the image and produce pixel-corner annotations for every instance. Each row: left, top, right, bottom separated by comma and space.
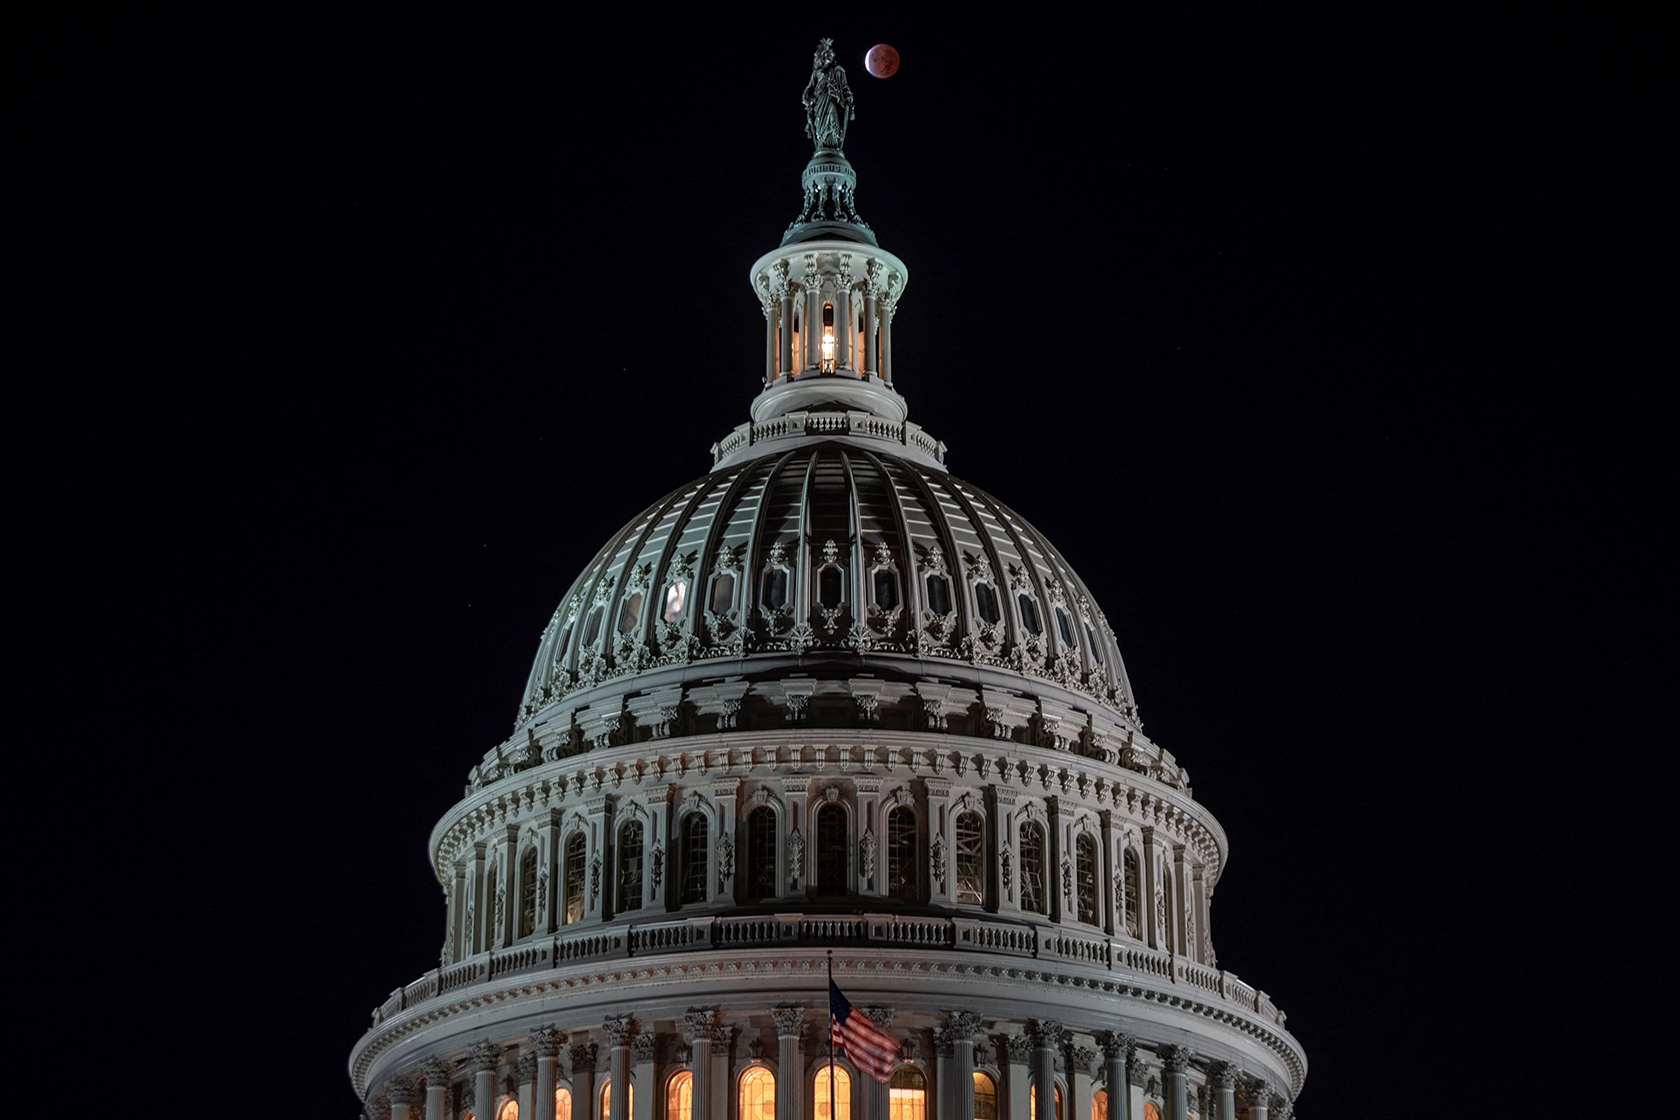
351, 43, 1305, 1120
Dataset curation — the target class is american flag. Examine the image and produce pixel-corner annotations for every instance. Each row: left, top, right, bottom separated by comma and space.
830, 980, 898, 1083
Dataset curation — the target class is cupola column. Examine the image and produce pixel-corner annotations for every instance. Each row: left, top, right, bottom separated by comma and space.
772, 1006, 806, 1120
764, 302, 777, 384
1159, 1046, 1194, 1120
804, 261, 822, 370
1098, 1033, 1134, 1120
835, 263, 853, 370
881, 301, 894, 387
862, 278, 878, 378
1028, 1020, 1061, 1120
421, 1059, 452, 1120
468, 1041, 503, 1120
684, 1011, 717, 1120
780, 290, 796, 380
1240, 1078, 1270, 1120
532, 1028, 566, 1120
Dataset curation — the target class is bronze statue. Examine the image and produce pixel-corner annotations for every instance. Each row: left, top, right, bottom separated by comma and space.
802, 38, 854, 152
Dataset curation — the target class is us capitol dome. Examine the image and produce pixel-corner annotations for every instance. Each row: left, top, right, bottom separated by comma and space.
351, 39, 1306, 1120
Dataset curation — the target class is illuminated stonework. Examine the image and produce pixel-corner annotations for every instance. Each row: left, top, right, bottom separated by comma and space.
351, 40, 1306, 1120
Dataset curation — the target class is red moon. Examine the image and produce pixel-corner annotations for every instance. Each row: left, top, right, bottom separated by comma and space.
865, 44, 900, 78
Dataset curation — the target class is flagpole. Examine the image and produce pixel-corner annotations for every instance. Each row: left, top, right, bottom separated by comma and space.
827, 949, 837, 1120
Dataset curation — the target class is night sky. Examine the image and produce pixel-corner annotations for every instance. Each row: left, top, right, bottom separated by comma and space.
17, 10, 1664, 1115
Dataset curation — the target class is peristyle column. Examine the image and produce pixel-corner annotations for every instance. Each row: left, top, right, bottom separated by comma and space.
420, 1058, 452, 1120
1029, 1020, 1061, 1120
532, 1027, 566, 1120
468, 1041, 503, 1120
606, 1016, 636, 1120
772, 1006, 806, 1120
684, 1010, 716, 1120
389, 1075, 419, 1120
948, 1011, 983, 1120
1159, 1046, 1194, 1120
1241, 1078, 1270, 1120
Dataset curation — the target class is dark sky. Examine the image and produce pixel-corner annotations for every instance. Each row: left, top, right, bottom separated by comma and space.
17, 9, 1664, 1116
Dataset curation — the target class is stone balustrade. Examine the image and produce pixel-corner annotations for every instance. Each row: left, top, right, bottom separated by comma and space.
371, 910, 1288, 1031
710, 411, 946, 467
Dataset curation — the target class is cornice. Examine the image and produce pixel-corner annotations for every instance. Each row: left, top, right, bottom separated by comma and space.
349, 945, 1305, 1103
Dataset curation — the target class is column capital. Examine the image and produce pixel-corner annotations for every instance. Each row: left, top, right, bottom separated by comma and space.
633, 1031, 658, 1063
863, 1005, 894, 1029
366, 1093, 392, 1120
467, 1040, 504, 1074
1027, 1019, 1064, 1049
1206, 1062, 1238, 1089
531, 1027, 567, 1057
420, 1058, 454, 1087
1240, 1077, 1271, 1105
1273, 1100, 1293, 1120
514, 1054, 538, 1086
945, 1010, 984, 1040
683, 1009, 717, 1043
1126, 1059, 1148, 1088
604, 1015, 638, 1047
1097, 1031, 1135, 1061
570, 1041, 600, 1072
1069, 1046, 1099, 1076
771, 1005, 805, 1038
1159, 1045, 1196, 1074
935, 1028, 955, 1059
1005, 1034, 1034, 1064
389, 1076, 421, 1106
711, 1025, 733, 1049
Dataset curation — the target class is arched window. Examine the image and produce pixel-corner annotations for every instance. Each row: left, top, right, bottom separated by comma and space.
484, 863, 498, 945
556, 1087, 573, 1120
1019, 822, 1046, 914
1075, 834, 1098, 925
886, 805, 916, 901
1122, 849, 1140, 938
954, 811, 985, 906
972, 1072, 998, 1120
888, 1067, 926, 1120
599, 1080, 632, 1120
746, 805, 777, 899
1161, 865, 1175, 951
498, 1103, 519, 1120
1029, 1085, 1062, 1120
740, 1067, 776, 1120
563, 832, 587, 925
518, 846, 538, 938
618, 820, 644, 912
816, 802, 848, 896
1092, 1089, 1108, 1120
666, 1071, 693, 1120
1142, 1104, 1162, 1120
814, 1065, 851, 1120
679, 813, 708, 905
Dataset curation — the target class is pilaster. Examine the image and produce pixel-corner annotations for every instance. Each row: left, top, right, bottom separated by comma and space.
632, 1031, 657, 1120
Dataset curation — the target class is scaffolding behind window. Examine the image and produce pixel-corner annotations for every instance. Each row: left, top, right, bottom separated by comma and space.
747, 805, 777, 899
955, 811, 985, 906
563, 832, 587, 925
518, 846, 538, 938
886, 806, 916, 900
1075, 834, 1098, 925
618, 820, 644, 912
679, 813, 708, 905
1020, 822, 1046, 914
816, 803, 848, 895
